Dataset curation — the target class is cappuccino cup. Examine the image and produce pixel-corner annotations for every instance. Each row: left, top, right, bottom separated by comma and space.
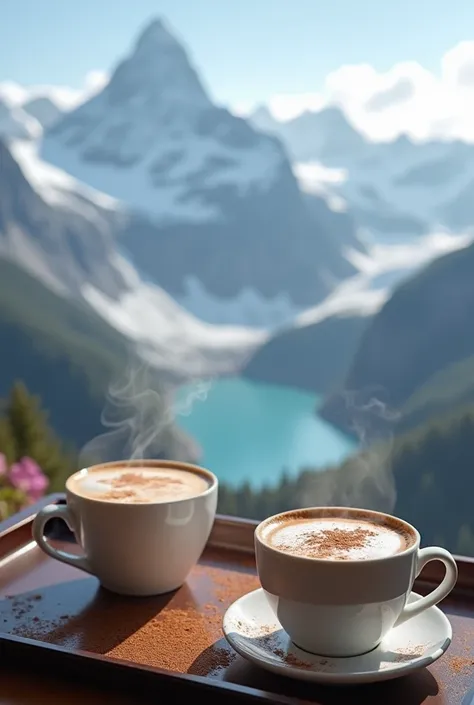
33, 460, 218, 596
255, 507, 458, 657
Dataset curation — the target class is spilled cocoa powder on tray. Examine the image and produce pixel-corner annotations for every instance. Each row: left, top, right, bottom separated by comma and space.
4, 594, 43, 621
7, 597, 236, 676
2, 594, 72, 640
448, 656, 474, 674
200, 565, 260, 604
2, 565, 260, 677
107, 603, 235, 675
107, 566, 259, 675
444, 629, 474, 675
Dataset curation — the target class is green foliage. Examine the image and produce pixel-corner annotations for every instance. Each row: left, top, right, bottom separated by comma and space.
403, 356, 474, 417
0, 486, 29, 521
0, 259, 127, 397
0, 381, 74, 492
0, 417, 16, 465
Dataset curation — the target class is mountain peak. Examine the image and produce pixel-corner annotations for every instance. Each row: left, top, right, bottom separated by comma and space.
250, 104, 279, 134
294, 105, 354, 131
252, 104, 272, 120
100, 16, 210, 110
134, 18, 180, 54
23, 96, 63, 130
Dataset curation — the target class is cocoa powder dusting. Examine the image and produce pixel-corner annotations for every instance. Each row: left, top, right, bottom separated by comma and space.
101, 472, 186, 501
392, 644, 425, 662
275, 648, 313, 668
230, 619, 325, 670
100, 489, 138, 501
259, 634, 326, 670
284, 527, 378, 559
111, 472, 184, 489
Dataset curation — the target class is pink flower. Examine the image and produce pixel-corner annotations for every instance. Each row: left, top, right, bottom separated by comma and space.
9, 457, 48, 501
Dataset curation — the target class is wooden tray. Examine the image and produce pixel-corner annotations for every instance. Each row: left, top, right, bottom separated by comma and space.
0, 495, 473, 704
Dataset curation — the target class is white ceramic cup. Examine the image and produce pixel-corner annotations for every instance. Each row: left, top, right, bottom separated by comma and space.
255, 507, 458, 657
32, 460, 218, 597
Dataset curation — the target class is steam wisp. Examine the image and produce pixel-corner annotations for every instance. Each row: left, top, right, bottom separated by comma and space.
299, 386, 401, 514
79, 361, 212, 468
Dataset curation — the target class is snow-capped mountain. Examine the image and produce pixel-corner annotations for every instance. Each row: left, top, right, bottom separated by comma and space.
23, 96, 64, 130
251, 105, 474, 236
0, 97, 42, 141
0, 89, 65, 141
0, 139, 125, 296
0, 138, 264, 378
40, 19, 362, 324
252, 105, 368, 164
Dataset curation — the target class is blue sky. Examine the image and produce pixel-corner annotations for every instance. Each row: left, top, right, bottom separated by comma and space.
2, 0, 474, 107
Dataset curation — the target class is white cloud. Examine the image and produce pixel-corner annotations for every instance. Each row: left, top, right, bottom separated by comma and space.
248, 41, 474, 143
0, 70, 109, 112
83, 70, 109, 95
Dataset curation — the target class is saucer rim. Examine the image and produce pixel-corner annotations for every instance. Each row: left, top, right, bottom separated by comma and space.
223, 588, 452, 685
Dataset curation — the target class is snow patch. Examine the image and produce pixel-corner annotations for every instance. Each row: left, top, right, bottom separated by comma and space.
294, 162, 348, 212
297, 228, 473, 328
10, 141, 121, 214
82, 263, 267, 377
42, 118, 282, 224
294, 162, 348, 188
0, 100, 42, 141
294, 140, 474, 232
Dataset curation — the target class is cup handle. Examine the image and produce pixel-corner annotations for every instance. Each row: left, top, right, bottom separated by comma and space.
32, 504, 92, 575
395, 546, 458, 626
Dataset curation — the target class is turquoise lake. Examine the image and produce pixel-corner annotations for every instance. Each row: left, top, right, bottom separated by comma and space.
176, 377, 355, 488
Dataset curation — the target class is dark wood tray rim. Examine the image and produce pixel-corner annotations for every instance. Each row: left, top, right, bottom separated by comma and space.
0, 494, 472, 705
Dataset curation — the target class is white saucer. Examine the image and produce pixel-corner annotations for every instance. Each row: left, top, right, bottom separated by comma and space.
223, 588, 452, 685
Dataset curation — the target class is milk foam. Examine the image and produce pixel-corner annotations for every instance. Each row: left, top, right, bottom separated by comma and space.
71, 467, 209, 504
266, 518, 408, 560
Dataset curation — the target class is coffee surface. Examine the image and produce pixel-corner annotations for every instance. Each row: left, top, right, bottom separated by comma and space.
264, 517, 414, 560
70, 467, 210, 503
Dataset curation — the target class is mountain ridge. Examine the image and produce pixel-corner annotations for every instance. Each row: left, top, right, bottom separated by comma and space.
250, 105, 474, 237
1, 138, 264, 378
320, 239, 474, 435
40, 18, 362, 324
